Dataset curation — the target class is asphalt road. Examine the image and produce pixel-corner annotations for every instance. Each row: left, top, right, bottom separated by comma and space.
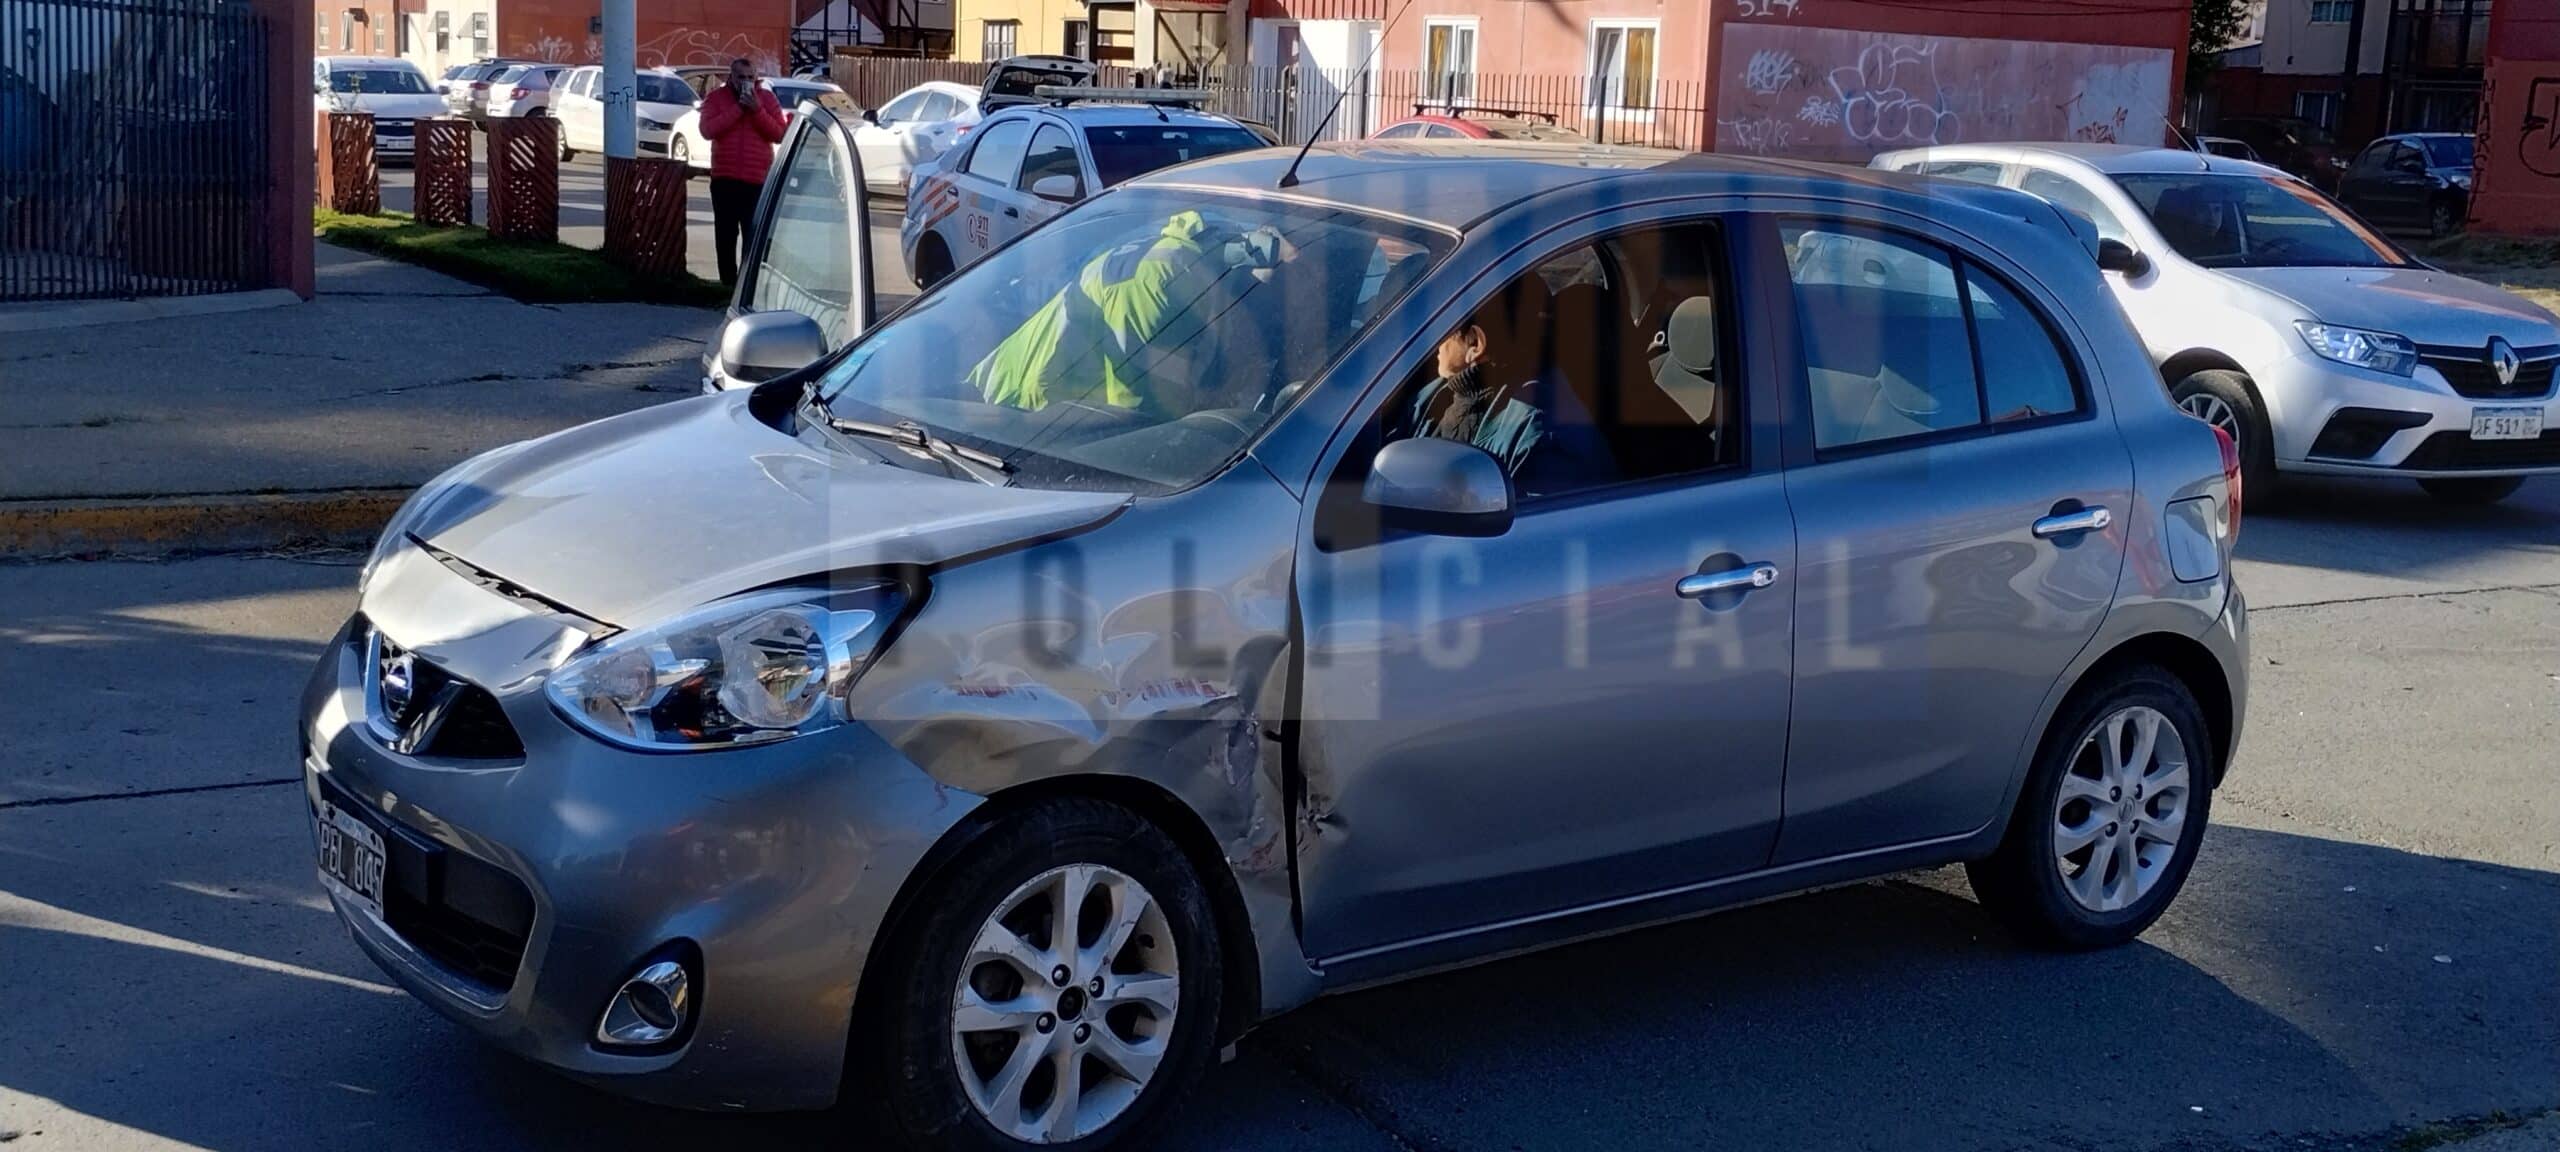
377, 150, 917, 305
3, 476, 2556, 1150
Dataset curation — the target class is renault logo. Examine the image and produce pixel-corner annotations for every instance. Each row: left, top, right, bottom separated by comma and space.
2489, 338, 2521, 388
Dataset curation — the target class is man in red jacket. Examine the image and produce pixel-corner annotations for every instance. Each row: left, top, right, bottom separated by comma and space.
698, 58, 787, 284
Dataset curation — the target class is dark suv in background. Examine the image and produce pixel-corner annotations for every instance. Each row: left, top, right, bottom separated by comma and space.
2211, 115, 2344, 189
2334, 131, 2475, 238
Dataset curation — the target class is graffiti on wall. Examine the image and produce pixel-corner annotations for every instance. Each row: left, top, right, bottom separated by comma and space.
511, 27, 782, 76
1732, 0, 1805, 20
1715, 23, 2173, 162
2522, 75, 2560, 178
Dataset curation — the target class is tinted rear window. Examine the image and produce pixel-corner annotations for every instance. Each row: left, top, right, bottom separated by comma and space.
1084, 124, 1263, 187
2422, 136, 2473, 168
637, 75, 696, 105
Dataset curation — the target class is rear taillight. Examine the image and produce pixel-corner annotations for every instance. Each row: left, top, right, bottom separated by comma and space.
472, 80, 490, 91
2211, 424, 2243, 542
509, 86, 530, 100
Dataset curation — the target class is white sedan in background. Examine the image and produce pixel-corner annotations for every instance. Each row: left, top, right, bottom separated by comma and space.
668, 77, 851, 170
849, 80, 983, 195
551, 66, 699, 161
902, 93, 1267, 287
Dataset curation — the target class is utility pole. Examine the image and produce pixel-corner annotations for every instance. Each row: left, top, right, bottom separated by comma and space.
2336, 0, 2371, 144
601, 0, 635, 161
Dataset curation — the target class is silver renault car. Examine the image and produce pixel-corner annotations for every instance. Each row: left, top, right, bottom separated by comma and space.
305, 132, 2248, 1150
1876, 143, 2560, 505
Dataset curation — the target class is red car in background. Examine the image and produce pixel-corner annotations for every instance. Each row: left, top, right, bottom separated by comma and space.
1371, 103, 1587, 142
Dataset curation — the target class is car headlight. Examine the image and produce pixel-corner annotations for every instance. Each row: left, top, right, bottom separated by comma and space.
2295, 321, 2418, 377
642, 118, 671, 131
2448, 172, 2472, 189
544, 583, 905, 751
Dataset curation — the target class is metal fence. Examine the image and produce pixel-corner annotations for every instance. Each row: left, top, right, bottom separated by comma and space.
1, 0, 273, 302
827, 57, 1711, 152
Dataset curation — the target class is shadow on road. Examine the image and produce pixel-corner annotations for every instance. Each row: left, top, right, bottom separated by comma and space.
4, 802, 2551, 1150
2237, 473, 2560, 585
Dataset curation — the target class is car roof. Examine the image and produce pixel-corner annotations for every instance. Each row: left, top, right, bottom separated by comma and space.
1131, 141, 2056, 234
995, 103, 1249, 130
1878, 141, 2289, 179
318, 56, 418, 70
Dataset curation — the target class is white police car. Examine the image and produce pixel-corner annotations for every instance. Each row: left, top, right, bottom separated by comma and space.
899, 89, 1269, 288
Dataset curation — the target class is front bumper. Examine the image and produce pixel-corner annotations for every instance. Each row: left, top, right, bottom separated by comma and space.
2257, 350, 2560, 478
299, 545, 975, 1111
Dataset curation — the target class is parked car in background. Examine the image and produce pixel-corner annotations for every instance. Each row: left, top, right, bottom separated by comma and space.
314, 57, 444, 165
2194, 135, 2261, 162
668, 64, 731, 99
440, 57, 537, 120
477, 63, 565, 125
1877, 142, 2559, 504
902, 91, 1268, 286
851, 79, 984, 195
669, 76, 850, 169
551, 66, 699, 161
2209, 115, 2343, 188
322, 126, 2249, 1151
1371, 104, 1588, 142
2334, 131, 2474, 239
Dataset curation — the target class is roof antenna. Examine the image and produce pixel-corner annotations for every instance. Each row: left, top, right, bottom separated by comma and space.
1278, 0, 1415, 189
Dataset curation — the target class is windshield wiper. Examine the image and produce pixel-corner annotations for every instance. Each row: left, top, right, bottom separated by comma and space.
820, 414, 1015, 486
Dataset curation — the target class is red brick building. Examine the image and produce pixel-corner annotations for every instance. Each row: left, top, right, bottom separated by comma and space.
1246, 0, 2189, 159
2470, 0, 2560, 233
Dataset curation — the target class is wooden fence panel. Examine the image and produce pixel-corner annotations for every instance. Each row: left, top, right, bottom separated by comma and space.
603, 157, 689, 277
414, 119, 473, 227
316, 113, 379, 215
486, 119, 559, 243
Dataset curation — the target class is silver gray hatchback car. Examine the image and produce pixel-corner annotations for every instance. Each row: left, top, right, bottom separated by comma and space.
305, 133, 2249, 1151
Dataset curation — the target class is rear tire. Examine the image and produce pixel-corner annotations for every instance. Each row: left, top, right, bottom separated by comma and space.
1967, 665, 2216, 952
2171, 369, 2279, 505
916, 237, 955, 291
2418, 475, 2527, 504
856, 797, 1223, 1152
2429, 197, 2463, 240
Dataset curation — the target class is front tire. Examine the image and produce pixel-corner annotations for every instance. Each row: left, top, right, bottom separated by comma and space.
670, 134, 691, 165
860, 798, 1223, 1152
2171, 369, 2278, 504
1967, 665, 2215, 951
2429, 197, 2463, 240
2418, 475, 2527, 504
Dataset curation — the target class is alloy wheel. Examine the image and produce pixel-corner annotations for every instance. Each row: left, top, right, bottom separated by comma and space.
2052, 705, 2192, 912
2178, 392, 2238, 437
952, 863, 1180, 1144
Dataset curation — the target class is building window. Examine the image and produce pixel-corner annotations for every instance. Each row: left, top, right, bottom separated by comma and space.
1423, 18, 1476, 104
1090, 2, 1136, 63
1589, 20, 1658, 114
2308, 0, 2354, 23
2295, 90, 2342, 129
1063, 19, 1089, 59
339, 11, 355, 51
433, 11, 449, 52
373, 17, 387, 53
981, 19, 1018, 62
396, 15, 409, 54
470, 12, 489, 56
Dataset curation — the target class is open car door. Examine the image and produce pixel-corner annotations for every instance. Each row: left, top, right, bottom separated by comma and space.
703, 101, 877, 392
978, 54, 1098, 113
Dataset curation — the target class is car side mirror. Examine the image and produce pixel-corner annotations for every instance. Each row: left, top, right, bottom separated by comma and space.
718, 310, 828, 385
862, 107, 880, 125
1030, 173, 1079, 203
1362, 437, 1513, 538
2097, 238, 2151, 278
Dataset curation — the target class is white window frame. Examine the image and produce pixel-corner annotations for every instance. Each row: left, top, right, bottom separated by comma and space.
1587, 18, 1659, 121
1422, 17, 1477, 107
2295, 90, 2342, 130
982, 19, 1019, 62
2307, 0, 2353, 24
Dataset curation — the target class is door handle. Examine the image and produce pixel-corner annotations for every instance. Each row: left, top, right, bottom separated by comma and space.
1676, 563, 1779, 599
2032, 505, 2113, 539
1003, 206, 1019, 218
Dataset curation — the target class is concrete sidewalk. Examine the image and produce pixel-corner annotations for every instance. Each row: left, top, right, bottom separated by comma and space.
0, 244, 716, 556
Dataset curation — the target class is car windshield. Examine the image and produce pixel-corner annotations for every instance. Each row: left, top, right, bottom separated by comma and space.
2422, 136, 2474, 168
2113, 173, 2408, 269
329, 69, 429, 95
637, 75, 696, 105
814, 189, 1450, 493
1083, 124, 1265, 187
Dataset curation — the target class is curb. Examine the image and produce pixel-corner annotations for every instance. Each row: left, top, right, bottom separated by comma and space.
0, 289, 305, 334
0, 490, 409, 561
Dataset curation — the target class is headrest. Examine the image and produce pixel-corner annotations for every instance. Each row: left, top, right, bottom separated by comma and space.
1667, 296, 1716, 374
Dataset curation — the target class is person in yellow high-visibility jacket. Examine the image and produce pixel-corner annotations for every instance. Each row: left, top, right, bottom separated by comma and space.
969, 210, 1290, 415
